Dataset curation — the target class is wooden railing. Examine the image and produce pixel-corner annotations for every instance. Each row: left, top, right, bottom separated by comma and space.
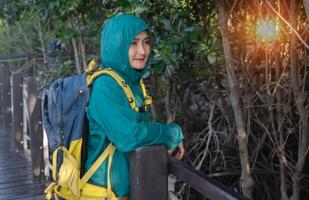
130, 146, 246, 200
2, 62, 246, 200
1, 64, 45, 181
0, 53, 33, 63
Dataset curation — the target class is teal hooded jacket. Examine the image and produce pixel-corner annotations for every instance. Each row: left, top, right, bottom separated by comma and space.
85, 15, 184, 197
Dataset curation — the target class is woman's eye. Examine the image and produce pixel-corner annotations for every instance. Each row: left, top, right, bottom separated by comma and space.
131, 41, 138, 45
144, 40, 150, 45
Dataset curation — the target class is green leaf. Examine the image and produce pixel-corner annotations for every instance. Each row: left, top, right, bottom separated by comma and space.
184, 26, 194, 32
117, 0, 131, 8
134, 6, 148, 15
160, 19, 173, 32
207, 52, 216, 65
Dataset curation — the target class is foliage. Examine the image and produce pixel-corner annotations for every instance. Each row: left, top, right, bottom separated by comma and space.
38, 60, 74, 85
1, 0, 309, 200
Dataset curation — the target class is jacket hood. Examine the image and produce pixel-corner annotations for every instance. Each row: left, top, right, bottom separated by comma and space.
100, 15, 149, 83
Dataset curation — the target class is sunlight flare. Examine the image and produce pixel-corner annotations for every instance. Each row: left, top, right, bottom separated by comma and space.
256, 18, 279, 43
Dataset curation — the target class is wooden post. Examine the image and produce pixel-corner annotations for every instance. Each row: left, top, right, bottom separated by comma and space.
24, 77, 45, 180
130, 145, 168, 200
22, 79, 30, 150
0, 64, 3, 118
11, 72, 24, 150
0, 64, 12, 129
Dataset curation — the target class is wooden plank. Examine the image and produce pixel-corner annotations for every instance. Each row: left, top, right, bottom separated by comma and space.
20, 195, 46, 200
0, 159, 30, 167
0, 179, 41, 190
0, 193, 45, 200
22, 79, 30, 150
130, 145, 168, 200
11, 72, 24, 150
0, 165, 32, 176
0, 183, 45, 199
0, 171, 33, 182
0, 53, 33, 60
0, 152, 27, 159
0, 65, 3, 117
0, 122, 46, 199
0, 156, 28, 161
1, 64, 12, 129
0, 181, 45, 194
168, 157, 247, 200
23, 77, 45, 180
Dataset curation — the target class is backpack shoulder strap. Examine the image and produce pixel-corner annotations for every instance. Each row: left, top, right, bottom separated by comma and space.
140, 79, 152, 109
87, 68, 137, 110
79, 143, 115, 189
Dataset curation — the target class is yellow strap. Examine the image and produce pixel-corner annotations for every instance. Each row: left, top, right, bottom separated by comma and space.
87, 68, 153, 112
52, 148, 60, 181
87, 69, 136, 110
52, 146, 80, 181
48, 146, 79, 200
140, 79, 152, 108
44, 182, 60, 200
44, 182, 55, 200
85, 59, 99, 74
80, 143, 115, 189
107, 145, 115, 198
109, 197, 128, 200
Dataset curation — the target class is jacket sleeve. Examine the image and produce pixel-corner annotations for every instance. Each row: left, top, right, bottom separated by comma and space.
87, 75, 184, 152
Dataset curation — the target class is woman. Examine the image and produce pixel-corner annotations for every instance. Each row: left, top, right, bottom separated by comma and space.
85, 14, 185, 199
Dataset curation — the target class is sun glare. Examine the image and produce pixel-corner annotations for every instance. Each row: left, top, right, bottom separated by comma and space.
256, 18, 279, 43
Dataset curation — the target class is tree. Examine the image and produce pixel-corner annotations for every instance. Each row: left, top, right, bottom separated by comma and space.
217, 0, 255, 198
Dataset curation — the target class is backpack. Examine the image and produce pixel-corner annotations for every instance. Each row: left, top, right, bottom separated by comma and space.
43, 60, 152, 200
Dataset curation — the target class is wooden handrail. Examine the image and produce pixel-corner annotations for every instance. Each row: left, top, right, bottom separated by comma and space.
169, 157, 247, 200
0, 53, 33, 62
130, 146, 247, 200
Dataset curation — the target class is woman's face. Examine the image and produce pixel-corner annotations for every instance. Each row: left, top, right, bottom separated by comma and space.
128, 31, 151, 70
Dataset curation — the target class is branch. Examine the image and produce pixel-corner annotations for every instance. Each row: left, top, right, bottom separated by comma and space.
265, 0, 309, 50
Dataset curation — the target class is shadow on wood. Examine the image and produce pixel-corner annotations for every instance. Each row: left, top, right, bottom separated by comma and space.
11, 72, 24, 151
23, 77, 45, 180
130, 145, 168, 200
0, 64, 12, 129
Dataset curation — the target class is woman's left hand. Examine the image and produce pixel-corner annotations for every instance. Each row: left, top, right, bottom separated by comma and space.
167, 141, 185, 160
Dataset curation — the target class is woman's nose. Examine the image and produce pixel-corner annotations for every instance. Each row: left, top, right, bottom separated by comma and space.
137, 43, 146, 55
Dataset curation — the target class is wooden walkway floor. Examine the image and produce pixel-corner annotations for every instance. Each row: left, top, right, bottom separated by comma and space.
0, 116, 46, 200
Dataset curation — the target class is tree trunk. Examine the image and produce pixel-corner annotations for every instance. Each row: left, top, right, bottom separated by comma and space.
69, 19, 82, 74
274, 53, 289, 200
37, 18, 47, 64
165, 77, 174, 123
303, 0, 309, 22
79, 37, 87, 70
72, 37, 81, 74
17, 22, 33, 53
290, 1, 309, 199
150, 76, 159, 121
217, 1, 255, 199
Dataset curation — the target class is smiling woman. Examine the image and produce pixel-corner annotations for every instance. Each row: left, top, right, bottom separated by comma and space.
84, 14, 185, 199
128, 31, 151, 70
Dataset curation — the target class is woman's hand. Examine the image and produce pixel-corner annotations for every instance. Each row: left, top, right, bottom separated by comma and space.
167, 141, 185, 160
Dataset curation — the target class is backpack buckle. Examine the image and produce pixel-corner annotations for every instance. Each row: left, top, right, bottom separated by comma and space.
136, 106, 146, 112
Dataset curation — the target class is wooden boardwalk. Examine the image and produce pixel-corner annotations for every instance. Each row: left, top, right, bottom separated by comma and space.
0, 116, 46, 200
